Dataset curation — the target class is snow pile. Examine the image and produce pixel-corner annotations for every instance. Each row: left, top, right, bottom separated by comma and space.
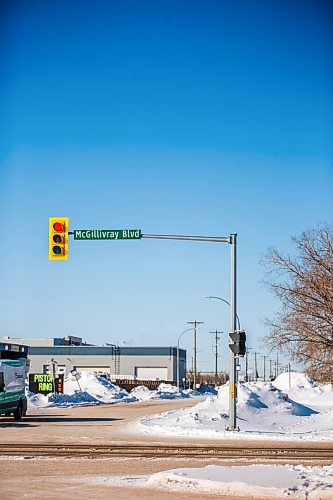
145, 464, 333, 497
183, 385, 218, 397
197, 385, 218, 395
64, 371, 133, 401
274, 371, 316, 391
273, 371, 333, 408
134, 377, 333, 441
129, 385, 154, 401
130, 383, 214, 401
28, 371, 136, 408
130, 383, 190, 401
74, 464, 333, 497
27, 373, 209, 408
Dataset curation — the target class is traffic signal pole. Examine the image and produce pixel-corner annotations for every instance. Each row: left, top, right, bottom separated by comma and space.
228, 233, 238, 430
68, 228, 241, 429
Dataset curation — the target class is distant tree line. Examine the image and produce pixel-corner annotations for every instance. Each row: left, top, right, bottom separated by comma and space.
262, 224, 333, 383
186, 370, 229, 387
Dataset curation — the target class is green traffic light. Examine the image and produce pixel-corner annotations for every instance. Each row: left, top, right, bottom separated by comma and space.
52, 246, 62, 255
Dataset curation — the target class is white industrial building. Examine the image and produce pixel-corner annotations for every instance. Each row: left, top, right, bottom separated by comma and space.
1, 336, 186, 383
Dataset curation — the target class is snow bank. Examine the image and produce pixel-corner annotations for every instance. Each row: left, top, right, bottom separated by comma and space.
27, 374, 207, 408
134, 378, 333, 441
28, 371, 136, 408
130, 383, 193, 401
74, 464, 333, 498
273, 371, 316, 391
130, 383, 187, 401
129, 383, 214, 401
273, 371, 333, 408
146, 464, 333, 498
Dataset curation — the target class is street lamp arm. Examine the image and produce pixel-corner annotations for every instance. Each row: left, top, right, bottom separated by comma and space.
204, 295, 241, 331
176, 327, 195, 389
204, 295, 231, 307
177, 327, 194, 347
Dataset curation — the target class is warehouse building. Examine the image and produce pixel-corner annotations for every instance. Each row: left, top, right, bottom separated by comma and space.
1, 336, 186, 383
0, 340, 29, 359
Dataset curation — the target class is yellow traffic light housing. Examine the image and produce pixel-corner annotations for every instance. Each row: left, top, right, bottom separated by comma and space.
49, 217, 69, 260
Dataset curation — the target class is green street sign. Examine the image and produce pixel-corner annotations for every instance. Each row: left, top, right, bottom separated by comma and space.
74, 229, 142, 240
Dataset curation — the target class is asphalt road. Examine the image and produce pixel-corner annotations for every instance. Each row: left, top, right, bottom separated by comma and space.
0, 398, 206, 445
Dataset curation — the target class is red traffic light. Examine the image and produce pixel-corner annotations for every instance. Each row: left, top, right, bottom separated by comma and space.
53, 222, 64, 232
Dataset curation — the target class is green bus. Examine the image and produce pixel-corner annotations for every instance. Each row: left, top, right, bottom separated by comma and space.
0, 352, 29, 420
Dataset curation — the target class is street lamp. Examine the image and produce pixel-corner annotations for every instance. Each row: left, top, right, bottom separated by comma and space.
177, 328, 194, 389
204, 296, 241, 331
50, 358, 58, 397
187, 320, 204, 389
204, 275, 241, 432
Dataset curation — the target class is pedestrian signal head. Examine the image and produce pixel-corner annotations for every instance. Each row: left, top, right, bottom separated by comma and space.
229, 330, 246, 356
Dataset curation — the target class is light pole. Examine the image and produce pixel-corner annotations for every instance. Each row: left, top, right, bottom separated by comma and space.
50, 358, 58, 397
276, 351, 279, 378
262, 355, 267, 382
204, 293, 243, 394
187, 321, 204, 389
253, 352, 259, 381
177, 327, 194, 389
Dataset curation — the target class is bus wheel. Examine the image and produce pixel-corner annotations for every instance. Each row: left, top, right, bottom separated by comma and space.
13, 403, 23, 420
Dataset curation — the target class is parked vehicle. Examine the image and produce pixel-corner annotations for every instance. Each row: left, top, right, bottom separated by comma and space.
0, 355, 29, 420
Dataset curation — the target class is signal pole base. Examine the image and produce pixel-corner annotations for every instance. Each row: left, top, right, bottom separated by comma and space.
225, 426, 240, 432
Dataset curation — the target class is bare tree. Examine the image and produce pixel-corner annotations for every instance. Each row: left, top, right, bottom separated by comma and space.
262, 224, 333, 383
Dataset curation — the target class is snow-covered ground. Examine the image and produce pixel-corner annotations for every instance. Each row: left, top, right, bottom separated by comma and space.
134, 372, 333, 442
145, 463, 333, 498
28, 370, 333, 442
25, 370, 333, 497
71, 463, 333, 498
2, 457, 332, 498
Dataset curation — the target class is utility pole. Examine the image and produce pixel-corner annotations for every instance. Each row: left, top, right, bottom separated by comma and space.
288, 362, 291, 389
269, 359, 273, 379
262, 355, 267, 382
245, 347, 252, 382
276, 351, 279, 378
210, 330, 223, 385
253, 352, 259, 381
187, 321, 204, 390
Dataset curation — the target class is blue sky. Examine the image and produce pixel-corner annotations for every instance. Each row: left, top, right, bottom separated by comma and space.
1, 0, 332, 375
